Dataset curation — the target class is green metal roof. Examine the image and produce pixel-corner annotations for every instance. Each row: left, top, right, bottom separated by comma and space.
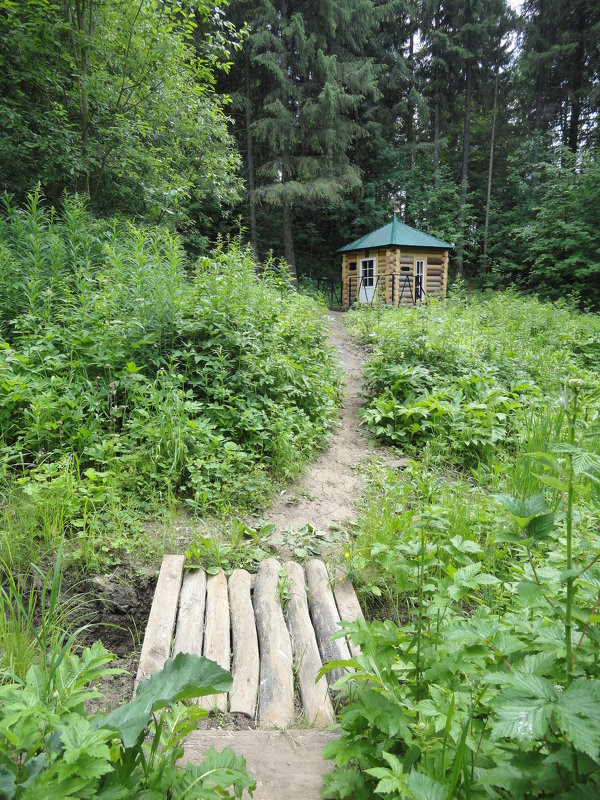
338, 215, 453, 252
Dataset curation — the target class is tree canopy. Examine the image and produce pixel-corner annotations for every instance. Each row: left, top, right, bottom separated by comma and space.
1, 0, 599, 302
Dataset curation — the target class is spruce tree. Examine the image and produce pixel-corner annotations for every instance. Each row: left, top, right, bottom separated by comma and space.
227, 0, 379, 278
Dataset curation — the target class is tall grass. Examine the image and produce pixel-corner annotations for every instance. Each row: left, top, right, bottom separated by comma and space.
0, 193, 340, 572
326, 297, 600, 800
349, 291, 600, 467
0, 541, 87, 682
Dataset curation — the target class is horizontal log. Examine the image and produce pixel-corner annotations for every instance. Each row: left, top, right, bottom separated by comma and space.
229, 569, 260, 718
254, 559, 295, 728
172, 568, 206, 658
182, 729, 337, 799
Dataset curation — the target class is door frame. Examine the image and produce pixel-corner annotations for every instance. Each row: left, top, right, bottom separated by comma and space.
415, 258, 426, 302
359, 257, 376, 303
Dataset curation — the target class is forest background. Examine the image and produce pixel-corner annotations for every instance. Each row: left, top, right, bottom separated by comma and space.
1, 0, 599, 305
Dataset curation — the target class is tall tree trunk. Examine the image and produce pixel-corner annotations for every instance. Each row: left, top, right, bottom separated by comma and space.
483, 56, 499, 268
279, 0, 295, 280
456, 60, 472, 278
433, 10, 440, 175
66, 0, 92, 197
244, 51, 259, 262
405, 20, 414, 224
567, 6, 585, 153
532, 75, 543, 189
282, 193, 296, 281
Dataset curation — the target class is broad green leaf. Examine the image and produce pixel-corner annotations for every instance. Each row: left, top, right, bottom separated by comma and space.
492, 695, 553, 744
525, 512, 555, 539
102, 654, 231, 748
0, 765, 16, 798
554, 679, 600, 759
535, 474, 567, 492
494, 493, 549, 527
501, 672, 558, 700
406, 771, 448, 800
516, 579, 544, 603
173, 746, 255, 797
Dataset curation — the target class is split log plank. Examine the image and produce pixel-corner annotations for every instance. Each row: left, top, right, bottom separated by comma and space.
172, 568, 206, 658
285, 561, 335, 727
182, 729, 337, 799
333, 571, 364, 659
134, 554, 185, 694
199, 570, 230, 713
254, 559, 294, 728
229, 569, 259, 717
305, 559, 351, 686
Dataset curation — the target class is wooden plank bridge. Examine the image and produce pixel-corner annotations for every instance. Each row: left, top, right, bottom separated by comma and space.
135, 555, 364, 798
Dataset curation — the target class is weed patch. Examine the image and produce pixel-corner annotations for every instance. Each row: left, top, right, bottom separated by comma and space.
0, 194, 340, 572
325, 296, 600, 798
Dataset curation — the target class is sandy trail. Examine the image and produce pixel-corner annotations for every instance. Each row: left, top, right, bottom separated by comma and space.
262, 311, 373, 533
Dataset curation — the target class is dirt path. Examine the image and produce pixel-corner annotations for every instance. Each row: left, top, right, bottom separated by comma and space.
263, 312, 372, 534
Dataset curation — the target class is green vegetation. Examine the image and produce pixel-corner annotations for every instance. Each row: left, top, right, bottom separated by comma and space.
1, 0, 600, 796
220, 0, 600, 302
0, 194, 340, 572
353, 291, 600, 466
0, 0, 240, 233
322, 295, 600, 799
0, 547, 254, 797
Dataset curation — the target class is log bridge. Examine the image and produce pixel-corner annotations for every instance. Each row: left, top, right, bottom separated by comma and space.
135, 555, 364, 798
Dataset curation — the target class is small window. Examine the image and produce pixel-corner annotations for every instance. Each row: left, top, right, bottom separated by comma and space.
349, 261, 357, 271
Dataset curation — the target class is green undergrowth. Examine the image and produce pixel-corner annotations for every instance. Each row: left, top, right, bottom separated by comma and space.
323, 296, 600, 798
183, 519, 339, 575
0, 194, 340, 573
350, 291, 600, 467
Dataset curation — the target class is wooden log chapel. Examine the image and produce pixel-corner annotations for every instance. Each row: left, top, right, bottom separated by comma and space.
339, 215, 452, 306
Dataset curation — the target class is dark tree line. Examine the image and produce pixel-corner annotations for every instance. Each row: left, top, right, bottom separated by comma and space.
1, 0, 599, 302
219, 0, 600, 302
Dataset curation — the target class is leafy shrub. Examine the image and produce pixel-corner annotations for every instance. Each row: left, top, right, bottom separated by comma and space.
350, 292, 600, 466
325, 380, 600, 800
0, 645, 254, 798
0, 546, 254, 797
0, 194, 340, 568
330, 315, 600, 797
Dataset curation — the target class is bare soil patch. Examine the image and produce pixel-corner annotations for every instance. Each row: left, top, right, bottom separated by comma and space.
262, 312, 375, 538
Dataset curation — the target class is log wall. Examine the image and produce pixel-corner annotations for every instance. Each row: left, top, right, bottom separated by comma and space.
341, 247, 449, 306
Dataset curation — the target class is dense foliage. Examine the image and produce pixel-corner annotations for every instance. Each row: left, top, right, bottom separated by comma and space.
322, 298, 600, 799
219, 0, 600, 303
0, 0, 241, 230
0, 195, 340, 570
353, 291, 600, 464
2, 1, 599, 300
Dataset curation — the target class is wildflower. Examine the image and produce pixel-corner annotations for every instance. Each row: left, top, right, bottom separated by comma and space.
345, 551, 350, 558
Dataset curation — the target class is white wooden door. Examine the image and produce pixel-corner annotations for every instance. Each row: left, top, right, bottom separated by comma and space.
415, 259, 425, 301
359, 258, 376, 303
